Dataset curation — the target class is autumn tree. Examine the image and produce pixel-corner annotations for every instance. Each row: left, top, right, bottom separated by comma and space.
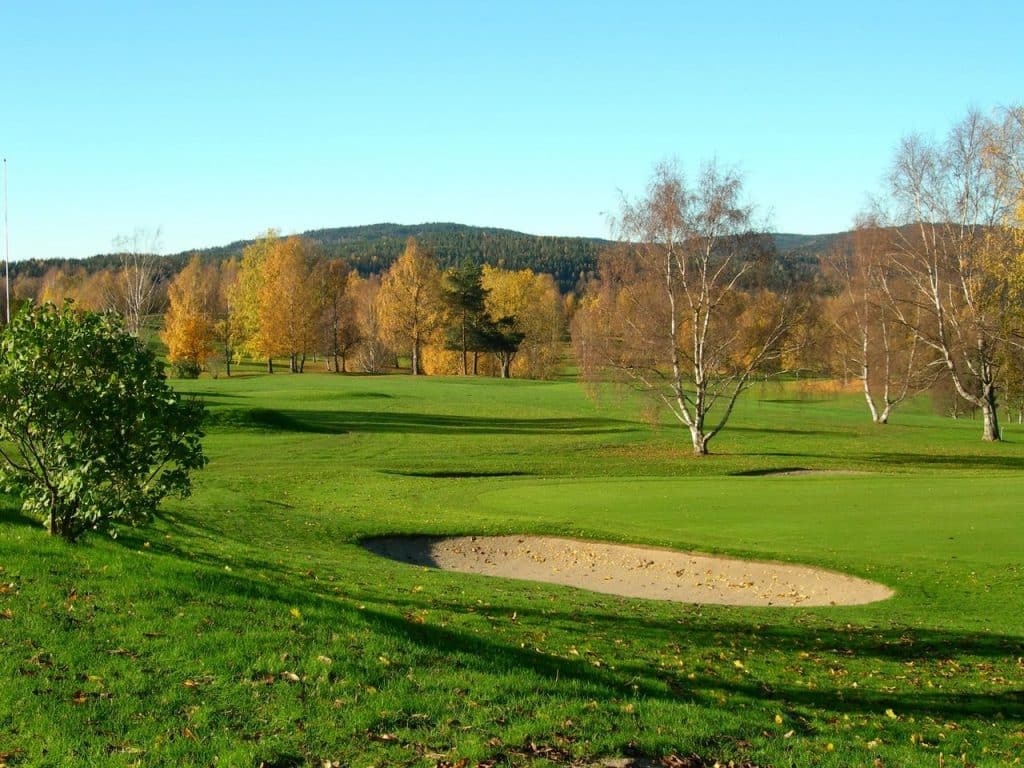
573, 161, 806, 456
377, 238, 442, 375
108, 228, 165, 335
161, 255, 216, 377
258, 236, 320, 373
315, 259, 359, 373
37, 267, 83, 306
878, 108, 1024, 441
351, 273, 393, 373
211, 258, 240, 377
824, 224, 931, 423
231, 230, 278, 372
35, 267, 116, 312
482, 265, 564, 379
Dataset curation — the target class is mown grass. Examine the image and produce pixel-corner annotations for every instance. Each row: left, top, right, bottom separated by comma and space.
0, 373, 1022, 767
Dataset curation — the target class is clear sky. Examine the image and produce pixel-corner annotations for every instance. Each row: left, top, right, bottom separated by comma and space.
3, 1, 1022, 261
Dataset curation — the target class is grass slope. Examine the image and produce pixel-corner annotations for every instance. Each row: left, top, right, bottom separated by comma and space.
0, 373, 1021, 767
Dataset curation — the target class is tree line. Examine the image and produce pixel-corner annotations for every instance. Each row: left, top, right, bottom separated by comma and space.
159, 232, 566, 380
572, 105, 1024, 451
9, 105, 1022, 453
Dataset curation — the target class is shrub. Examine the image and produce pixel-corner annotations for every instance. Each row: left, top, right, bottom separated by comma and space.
172, 360, 203, 379
0, 303, 207, 541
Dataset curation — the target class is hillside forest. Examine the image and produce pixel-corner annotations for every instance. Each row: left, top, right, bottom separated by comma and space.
6, 106, 1024, 450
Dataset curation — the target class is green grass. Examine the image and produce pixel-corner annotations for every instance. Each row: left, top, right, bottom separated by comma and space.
1, 373, 1022, 767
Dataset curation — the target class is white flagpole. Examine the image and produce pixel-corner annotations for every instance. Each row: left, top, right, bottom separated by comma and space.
3, 158, 8, 323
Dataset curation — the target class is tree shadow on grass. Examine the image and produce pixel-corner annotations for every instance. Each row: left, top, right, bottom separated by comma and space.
124, 531, 1024, 730
0, 503, 38, 530
382, 470, 533, 479
729, 466, 811, 477
726, 449, 1024, 472
178, 390, 243, 400
867, 452, 1024, 471
727, 425, 851, 437
203, 407, 637, 436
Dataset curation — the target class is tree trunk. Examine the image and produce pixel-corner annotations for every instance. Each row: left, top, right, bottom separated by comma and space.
461, 322, 468, 375
267, 358, 274, 374
500, 357, 511, 378
47, 501, 80, 541
411, 341, 420, 375
981, 385, 1000, 441
689, 427, 710, 456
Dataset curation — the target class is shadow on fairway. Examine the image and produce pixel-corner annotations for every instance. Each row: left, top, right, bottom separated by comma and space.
729, 466, 810, 476
730, 449, 1024, 472
757, 398, 835, 404
728, 425, 851, 437
204, 407, 636, 436
868, 452, 1024, 471
383, 470, 533, 479
179, 390, 243, 400
350, 595, 1024, 725
124, 525, 1024, 730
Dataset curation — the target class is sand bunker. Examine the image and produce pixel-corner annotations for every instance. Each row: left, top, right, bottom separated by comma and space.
363, 535, 893, 607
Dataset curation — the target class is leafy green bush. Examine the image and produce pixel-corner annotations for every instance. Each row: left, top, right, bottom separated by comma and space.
172, 360, 203, 379
0, 303, 207, 540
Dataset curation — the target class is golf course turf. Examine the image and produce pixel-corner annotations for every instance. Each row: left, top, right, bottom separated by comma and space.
0, 372, 1021, 767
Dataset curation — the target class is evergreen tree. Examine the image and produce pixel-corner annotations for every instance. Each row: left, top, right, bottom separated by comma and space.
442, 259, 489, 375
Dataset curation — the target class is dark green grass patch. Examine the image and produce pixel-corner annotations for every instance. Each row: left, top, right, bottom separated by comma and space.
1, 373, 1022, 766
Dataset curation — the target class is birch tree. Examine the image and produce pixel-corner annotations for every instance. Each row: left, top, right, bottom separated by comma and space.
315, 259, 359, 373
109, 228, 165, 336
880, 109, 1023, 441
824, 224, 930, 424
211, 258, 240, 377
352, 274, 392, 373
573, 161, 806, 456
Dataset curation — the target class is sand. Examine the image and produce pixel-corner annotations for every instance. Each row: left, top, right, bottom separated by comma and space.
362, 535, 893, 607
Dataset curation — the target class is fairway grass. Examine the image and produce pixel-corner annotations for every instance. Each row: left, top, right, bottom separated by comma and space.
1, 373, 1022, 767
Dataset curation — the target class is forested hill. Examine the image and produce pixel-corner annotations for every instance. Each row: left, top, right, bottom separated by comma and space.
13, 223, 842, 293
183, 222, 610, 292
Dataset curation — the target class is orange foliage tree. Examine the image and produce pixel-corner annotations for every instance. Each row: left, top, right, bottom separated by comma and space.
161, 255, 216, 375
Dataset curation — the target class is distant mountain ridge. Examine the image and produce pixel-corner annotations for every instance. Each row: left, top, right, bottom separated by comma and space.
14, 223, 844, 293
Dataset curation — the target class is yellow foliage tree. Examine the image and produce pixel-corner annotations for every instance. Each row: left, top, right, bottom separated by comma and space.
230, 230, 278, 372
376, 238, 442, 375
350, 274, 394, 373
419, 338, 462, 376
481, 265, 564, 379
313, 259, 359, 373
161, 255, 215, 374
257, 236, 320, 373
211, 258, 240, 376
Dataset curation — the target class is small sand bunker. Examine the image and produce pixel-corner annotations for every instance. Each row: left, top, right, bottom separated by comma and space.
363, 535, 893, 607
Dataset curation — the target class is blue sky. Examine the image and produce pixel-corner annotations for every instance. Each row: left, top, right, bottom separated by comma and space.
3, 1, 1022, 260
